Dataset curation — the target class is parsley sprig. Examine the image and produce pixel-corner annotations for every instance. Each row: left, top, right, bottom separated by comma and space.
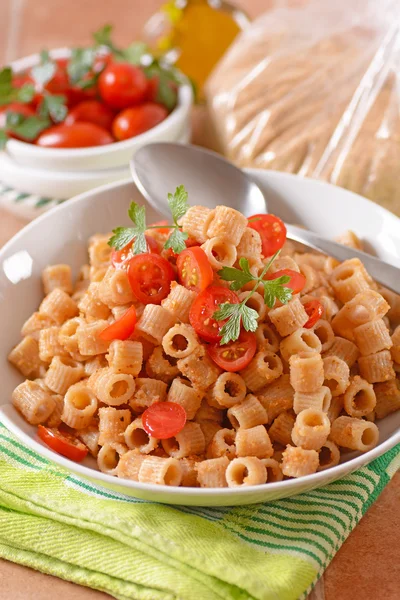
108, 185, 190, 255
213, 254, 293, 344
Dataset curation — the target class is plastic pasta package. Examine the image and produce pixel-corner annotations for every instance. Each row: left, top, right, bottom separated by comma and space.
206, 0, 400, 214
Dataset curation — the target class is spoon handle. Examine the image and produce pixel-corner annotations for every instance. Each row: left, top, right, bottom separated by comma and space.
286, 224, 400, 295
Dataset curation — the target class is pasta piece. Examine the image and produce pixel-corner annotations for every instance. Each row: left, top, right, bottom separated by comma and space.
329, 259, 370, 303
39, 288, 78, 324
12, 380, 56, 425
78, 282, 110, 320
194, 398, 224, 424
107, 340, 143, 376
21, 312, 55, 339
289, 352, 324, 393
97, 442, 128, 475
227, 394, 268, 429
162, 422, 205, 458
84, 355, 107, 377
124, 417, 158, 454
98, 267, 134, 306
330, 416, 379, 452
162, 323, 199, 358
98, 407, 131, 445
322, 356, 350, 397
257, 374, 294, 422
335, 230, 363, 250
8, 336, 42, 378
42, 264, 73, 295
323, 336, 359, 368
317, 441, 341, 471
333, 291, 390, 338
38, 326, 70, 363
358, 350, 395, 383
237, 228, 262, 260
167, 377, 202, 419
44, 356, 84, 395
327, 395, 344, 424
77, 425, 100, 457
45, 394, 64, 428
201, 237, 237, 269
268, 412, 296, 446
238, 291, 267, 322
391, 326, 400, 364
260, 458, 283, 482
299, 264, 321, 294
199, 420, 222, 446
177, 345, 221, 389
269, 297, 308, 337
161, 282, 197, 323
279, 328, 322, 362
196, 456, 229, 488
255, 323, 280, 352
138, 456, 182, 486
146, 346, 180, 384
353, 319, 392, 356
294, 252, 326, 271
207, 428, 236, 460
206, 205, 248, 246
281, 445, 319, 478
181, 205, 214, 243
293, 387, 332, 414
62, 382, 98, 429
378, 287, 400, 323
116, 451, 145, 481
89, 265, 108, 283
343, 376, 376, 418
209, 372, 246, 408
291, 409, 330, 450
312, 320, 334, 353
180, 457, 199, 487
88, 367, 135, 406
235, 425, 273, 458
373, 380, 400, 419
88, 238, 112, 268
135, 304, 177, 345
76, 320, 110, 356
130, 378, 167, 412
226, 457, 267, 487
241, 350, 283, 392
58, 317, 85, 354
268, 256, 300, 274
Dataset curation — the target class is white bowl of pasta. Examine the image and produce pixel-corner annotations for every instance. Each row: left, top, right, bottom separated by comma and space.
1, 170, 399, 506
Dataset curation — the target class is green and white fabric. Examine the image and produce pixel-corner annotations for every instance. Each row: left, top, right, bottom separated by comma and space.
0, 422, 398, 600
0, 182, 63, 216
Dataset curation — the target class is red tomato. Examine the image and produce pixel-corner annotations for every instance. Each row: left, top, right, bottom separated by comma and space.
38, 425, 88, 462
146, 75, 178, 108
303, 299, 324, 329
12, 73, 34, 88
112, 103, 168, 141
163, 236, 200, 264
36, 122, 114, 148
148, 220, 171, 234
127, 253, 175, 304
98, 305, 137, 341
176, 247, 213, 293
65, 100, 115, 131
142, 402, 186, 439
266, 269, 306, 294
111, 236, 160, 269
248, 214, 287, 257
98, 63, 147, 109
189, 286, 240, 342
0, 102, 37, 141
207, 331, 257, 372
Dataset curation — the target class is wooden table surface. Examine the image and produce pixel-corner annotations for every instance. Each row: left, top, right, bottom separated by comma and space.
0, 1, 399, 599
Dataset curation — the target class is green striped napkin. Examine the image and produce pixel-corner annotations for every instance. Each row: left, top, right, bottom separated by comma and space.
0, 422, 398, 600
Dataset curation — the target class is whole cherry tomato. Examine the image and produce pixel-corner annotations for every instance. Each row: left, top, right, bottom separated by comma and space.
112, 103, 168, 141
189, 286, 240, 342
98, 63, 148, 109
176, 247, 213, 293
127, 253, 176, 304
0, 102, 36, 141
36, 122, 114, 148
65, 100, 115, 131
207, 331, 257, 372
248, 214, 287, 257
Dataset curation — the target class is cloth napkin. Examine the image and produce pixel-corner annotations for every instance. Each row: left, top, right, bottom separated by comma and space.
0, 422, 398, 600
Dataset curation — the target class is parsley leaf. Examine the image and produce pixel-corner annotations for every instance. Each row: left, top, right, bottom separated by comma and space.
108, 201, 148, 254
0, 67, 12, 86
67, 48, 96, 85
6, 113, 50, 140
0, 67, 35, 106
261, 275, 292, 308
123, 42, 150, 65
241, 304, 259, 332
168, 184, 189, 223
16, 84, 35, 103
218, 258, 255, 291
164, 227, 188, 254
214, 302, 259, 345
39, 94, 67, 122
31, 52, 56, 87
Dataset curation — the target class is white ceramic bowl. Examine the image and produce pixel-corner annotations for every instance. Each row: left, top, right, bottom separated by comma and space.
0, 171, 399, 506
5, 48, 193, 172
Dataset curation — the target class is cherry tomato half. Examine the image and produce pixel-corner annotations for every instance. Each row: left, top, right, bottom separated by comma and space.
207, 331, 257, 372
98, 63, 148, 109
127, 253, 175, 305
38, 425, 88, 462
303, 299, 324, 329
36, 122, 114, 148
189, 286, 240, 342
248, 214, 287, 257
98, 305, 137, 341
112, 103, 168, 141
266, 269, 306, 294
111, 236, 160, 269
176, 247, 213, 293
0, 102, 36, 141
163, 236, 200, 265
142, 402, 186, 440
65, 100, 115, 131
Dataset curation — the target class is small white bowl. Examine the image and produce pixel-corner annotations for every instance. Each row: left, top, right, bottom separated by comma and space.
5, 48, 193, 172
0, 171, 399, 506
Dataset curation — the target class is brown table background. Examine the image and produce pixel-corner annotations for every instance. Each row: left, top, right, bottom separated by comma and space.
0, 1, 399, 599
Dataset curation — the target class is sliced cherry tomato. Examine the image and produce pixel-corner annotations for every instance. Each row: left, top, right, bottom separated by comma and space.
248, 214, 287, 257
112, 103, 168, 141
189, 286, 240, 342
266, 268, 306, 294
36, 122, 114, 148
207, 331, 257, 372
99, 305, 137, 341
176, 247, 213, 293
98, 63, 148, 109
303, 299, 324, 328
142, 402, 186, 439
111, 236, 160, 269
38, 425, 88, 462
163, 236, 200, 264
0, 102, 36, 141
65, 100, 115, 131
127, 253, 175, 304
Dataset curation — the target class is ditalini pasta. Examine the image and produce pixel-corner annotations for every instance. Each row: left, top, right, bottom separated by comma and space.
8, 198, 400, 487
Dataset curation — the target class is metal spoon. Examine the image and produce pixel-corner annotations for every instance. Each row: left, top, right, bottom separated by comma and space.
131, 142, 400, 294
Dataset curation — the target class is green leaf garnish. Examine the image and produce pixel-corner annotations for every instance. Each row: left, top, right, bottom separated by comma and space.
31, 51, 56, 87
5, 110, 50, 140
164, 227, 188, 254
214, 302, 259, 345
168, 184, 189, 223
0, 67, 35, 106
108, 202, 148, 254
67, 48, 96, 85
39, 94, 67, 122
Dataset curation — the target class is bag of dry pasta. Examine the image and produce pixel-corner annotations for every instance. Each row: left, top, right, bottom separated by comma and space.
206, 0, 400, 215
